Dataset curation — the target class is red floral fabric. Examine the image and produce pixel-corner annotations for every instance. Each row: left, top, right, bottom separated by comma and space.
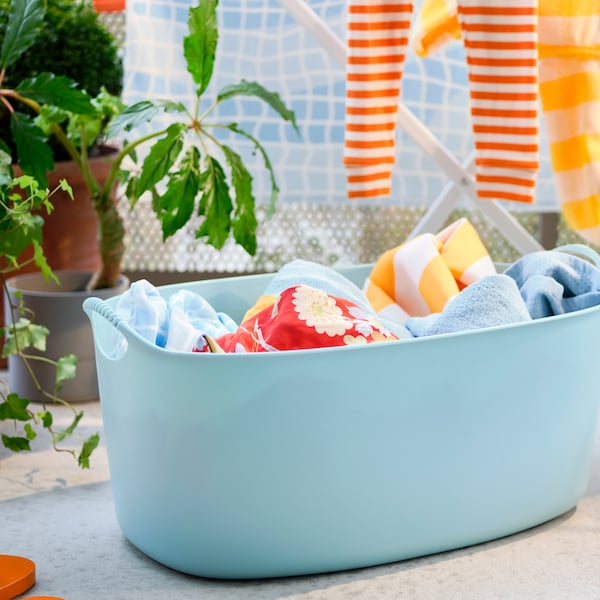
194, 284, 399, 353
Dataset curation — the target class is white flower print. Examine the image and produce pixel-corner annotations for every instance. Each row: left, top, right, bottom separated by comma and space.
292, 285, 353, 337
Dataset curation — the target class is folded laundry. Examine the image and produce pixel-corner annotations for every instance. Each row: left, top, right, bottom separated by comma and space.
364, 218, 496, 324
406, 274, 532, 337
199, 284, 402, 353
115, 279, 237, 352
504, 246, 600, 319
115, 240, 600, 354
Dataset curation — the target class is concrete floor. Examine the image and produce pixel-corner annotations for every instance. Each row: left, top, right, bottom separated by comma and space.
1, 393, 600, 599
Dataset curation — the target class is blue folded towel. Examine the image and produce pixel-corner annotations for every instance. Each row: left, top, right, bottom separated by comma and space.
264, 259, 412, 339
504, 248, 600, 319
405, 274, 532, 337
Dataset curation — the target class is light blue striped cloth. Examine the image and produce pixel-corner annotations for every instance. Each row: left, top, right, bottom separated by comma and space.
115, 279, 238, 351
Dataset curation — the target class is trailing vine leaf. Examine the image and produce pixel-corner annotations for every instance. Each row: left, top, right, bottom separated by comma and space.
0, 393, 31, 421
55, 354, 77, 392
0, 0, 44, 71
16, 74, 96, 115
32, 241, 54, 282
1, 318, 49, 357
78, 433, 100, 469
0, 211, 44, 259
222, 145, 256, 255
225, 122, 280, 216
10, 113, 54, 188
196, 156, 233, 249
24, 423, 36, 441
158, 146, 201, 239
106, 99, 187, 137
217, 80, 299, 133
37, 410, 53, 428
1, 434, 30, 452
184, 0, 218, 95
52, 411, 84, 443
136, 123, 186, 197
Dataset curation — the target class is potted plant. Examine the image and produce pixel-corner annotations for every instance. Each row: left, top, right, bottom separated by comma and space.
0, 0, 124, 275
0, 0, 297, 400
0, 168, 98, 466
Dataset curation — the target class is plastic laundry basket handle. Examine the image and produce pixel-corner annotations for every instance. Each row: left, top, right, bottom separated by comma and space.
555, 243, 600, 269
83, 296, 127, 331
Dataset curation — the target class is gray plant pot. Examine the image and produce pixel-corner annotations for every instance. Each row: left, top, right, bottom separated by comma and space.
4, 271, 129, 403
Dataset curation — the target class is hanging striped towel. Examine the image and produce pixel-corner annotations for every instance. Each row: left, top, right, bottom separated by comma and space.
364, 217, 496, 323
538, 1, 600, 246
344, 0, 414, 199
457, 1, 539, 204
344, 0, 540, 204
412, 0, 600, 245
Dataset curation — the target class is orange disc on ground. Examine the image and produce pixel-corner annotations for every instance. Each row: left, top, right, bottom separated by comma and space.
0, 555, 36, 600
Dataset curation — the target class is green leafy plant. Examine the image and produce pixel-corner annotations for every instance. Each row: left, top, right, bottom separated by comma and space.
0, 0, 123, 162
0, 0, 297, 290
0, 166, 99, 467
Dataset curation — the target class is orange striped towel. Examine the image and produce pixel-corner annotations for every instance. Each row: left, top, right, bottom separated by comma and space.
413, 0, 600, 246
344, 0, 540, 204
364, 217, 496, 323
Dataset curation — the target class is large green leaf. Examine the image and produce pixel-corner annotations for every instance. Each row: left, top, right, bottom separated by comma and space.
137, 123, 186, 197
222, 145, 256, 255
184, 0, 218, 95
0, 0, 45, 71
16, 74, 96, 115
196, 156, 232, 249
217, 80, 299, 133
106, 100, 187, 138
158, 146, 201, 239
226, 123, 280, 216
10, 112, 54, 188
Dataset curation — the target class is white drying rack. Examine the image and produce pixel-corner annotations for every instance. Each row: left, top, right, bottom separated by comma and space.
279, 0, 544, 254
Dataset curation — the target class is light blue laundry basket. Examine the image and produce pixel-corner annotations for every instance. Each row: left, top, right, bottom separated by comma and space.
83, 264, 600, 579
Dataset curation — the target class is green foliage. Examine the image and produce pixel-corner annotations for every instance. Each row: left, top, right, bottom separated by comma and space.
0, 0, 123, 96
0, 0, 297, 289
112, 0, 298, 255
0, 174, 98, 466
0, 0, 123, 161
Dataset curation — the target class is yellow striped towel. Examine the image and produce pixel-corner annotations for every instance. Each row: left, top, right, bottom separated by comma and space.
364, 217, 496, 323
413, 0, 600, 246
344, 0, 540, 204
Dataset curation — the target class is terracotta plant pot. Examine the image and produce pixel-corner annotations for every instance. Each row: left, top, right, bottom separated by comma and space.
93, 0, 126, 12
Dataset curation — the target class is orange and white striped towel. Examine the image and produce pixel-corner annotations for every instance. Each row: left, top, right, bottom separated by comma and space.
344, 1, 414, 199
344, 0, 540, 204
364, 217, 496, 323
413, 0, 600, 246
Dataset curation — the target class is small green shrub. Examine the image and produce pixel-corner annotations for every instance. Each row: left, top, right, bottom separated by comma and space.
0, 0, 123, 158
